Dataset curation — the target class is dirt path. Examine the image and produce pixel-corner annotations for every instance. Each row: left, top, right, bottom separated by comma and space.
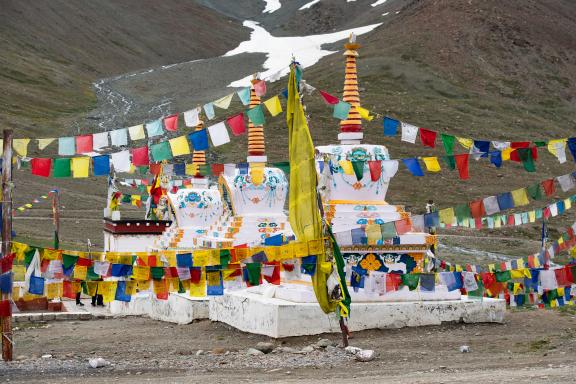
1, 309, 575, 383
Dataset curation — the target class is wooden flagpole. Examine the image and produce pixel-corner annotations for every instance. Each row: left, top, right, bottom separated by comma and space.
1, 129, 13, 361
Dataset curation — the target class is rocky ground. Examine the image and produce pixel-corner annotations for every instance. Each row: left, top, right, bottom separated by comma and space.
1, 309, 576, 383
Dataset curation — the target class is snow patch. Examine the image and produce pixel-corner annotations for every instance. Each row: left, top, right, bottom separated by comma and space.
382, 12, 390, 16
371, 0, 388, 6
299, 0, 320, 10
263, 0, 281, 13
225, 20, 382, 87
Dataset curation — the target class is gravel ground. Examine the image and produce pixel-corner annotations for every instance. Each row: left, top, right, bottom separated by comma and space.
2, 309, 576, 383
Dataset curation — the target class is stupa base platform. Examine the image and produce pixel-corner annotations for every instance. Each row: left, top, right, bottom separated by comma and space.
110, 292, 209, 324
209, 290, 505, 338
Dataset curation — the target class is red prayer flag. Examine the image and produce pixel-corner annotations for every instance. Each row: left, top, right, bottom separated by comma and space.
282, 262, 295, 272
63, 281, 76, 299
454, 154, 469, 180
31, 158, 52, 178
368, 160, 382, 181
211, 163, 224, 176
190, 268, 202, 283
319, 90, 340, 105
555, 268, 570, 287
394, 218, 412, 235
0, 300, 11, 317
543, 207, 551, 219
511, 142, 530, 148
149, 163, 162, 176
226, 113, 246, 136
469, 199, 485, 219
75, 135, 93, 154
475, 217, 483, 229
163, 114, 179, 132
481, 272, 496, 288
565, 265, 574, 284
386, 273, 402, 292
131, 146, 150, 166
419, 128, 437, 148
76, 257, 92, 267
253, 80, 267, 97
263, 262, 280, 285
541, 179, 555, 196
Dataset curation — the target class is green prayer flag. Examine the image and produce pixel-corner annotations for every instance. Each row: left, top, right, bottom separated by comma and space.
272, 161, 290, 175
351, 161, 364, 181
534, 141, 547, 147
62, 254, 79, 269
517, 148, 535, 172
198, 164, 212, 176
333, 101, 351, 120
495, 270, 511, 283
246, 105, 266, 125
53, 158, 71, 178
526, 183, 543, 200
178, 280, 186, 294
150, 267, 165, 280
219, 250, 231, 268
468, 278, 484, 298
454, 204, 471, 221
87, 266, 100, 281
121, 194, 131, 204
547, 289, 558, 301
82, 282, 88, 295
24, 248, 37, 266
138, 166, 149, 175
151, 141, 173, 162
380, 222, 397, 239
401, 273, 420, 291
246, 263, 261, 286
441, 134, 455, 155
442, 155, 456, 170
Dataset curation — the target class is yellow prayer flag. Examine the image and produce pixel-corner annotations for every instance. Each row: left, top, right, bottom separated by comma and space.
510, 270, 524, 279
168, 277, 180, 292
511, 188, 529, 206
131, 195, 141, 207
501, 147, 513, 161
37, 138, 56, 150
338, 160, 354, 175
12, 264, 26, 281
72, 157, 90, 178
213, 93, 234, 109
193, 250, 209, 266
132, 265, 150, 280
13, 139, 31, 157
438, 208, 455, 225
356, 106, 374, 121
74, 266, 88, 281
42, 248, 61, 261
125, 281, 137, 296
263, 95, 283, 117
12, 242, 30, 261
169, 136, 191, 157
86, 282, 98, 297
422, 157, 441, 172
128, 124, 146, 141
547, 139, 566, 156
528, 210, 536, 223
101, 281, 118, 303
207, 250, 220, 266
365, 224, 381, 245
190, 270, 206, 297
280, 243, 294, 260
307, 239, 323, 255
46, 282, 63, 299
137, 280, 150, 291
565, 198, 572, 210
185, 164, 199, 176
293, 242, 309, 257
457, 137, 473, 150
265, 246, 280, 261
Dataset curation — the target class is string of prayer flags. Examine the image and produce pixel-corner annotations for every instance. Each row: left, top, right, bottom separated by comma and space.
227, 113, 246, 136
333, 101, 351, 120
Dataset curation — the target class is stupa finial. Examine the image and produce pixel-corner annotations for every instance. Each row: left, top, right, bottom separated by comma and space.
339, 35, 363, 143
247, 74, 267, 163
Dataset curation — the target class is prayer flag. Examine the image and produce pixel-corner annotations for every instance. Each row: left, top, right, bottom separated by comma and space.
483, 196, 500, 215
469, 199, 485, 219
333, 101, 351, 120
75, 135, 93, 154
146, 119, 164, 137
13, 138, 30, 157
131, 146, 150, 167
457, 137, 473, 150
37, 138, 55, 150
163, 114, 179, 132
422, 157, 441, 172
454, 154, 469, 180
208, 122, 230, 146
368, 160, 382, 181
169, 136, 191, 157
247, 105, 266, 125
567, 137, 576, 161
213, 93, 234, 109
419, 274, 435, 292
438, 208, 455, 225
351, 161, 364, 181
319, 90, 339, 105
419, 128, 437, 148
92, 132, 109, 150
204, 102, 215, 120
401, 122, 418, 143
58, 137, 75, 156
402, 158, 424, 176
128, 124, 145, 140
189, 129, 209, 151
511, 188, 529, 206
401, 273, 420, 291
93, 155, 110, 176
71, 157, 90, 178
111, 150, 131, 173
356, 106, 373, 121
557, 174, 576, 192
527, 183, 543, 200
183, 108, 201, 127
151, 141, 172, 162
263, 95, 282, 116
237, 87, 251, 105
395, 218, 412, 235
227, 113, 246, 136
110, 128, 128, 147
441, 134, 455, 155
490, 151, 502, 168
383, 117, 399, 136
206, 270, 224, 295
31, 158, 52, 178
253, 80, 267, 97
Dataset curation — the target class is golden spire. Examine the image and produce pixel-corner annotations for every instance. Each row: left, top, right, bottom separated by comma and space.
247, 74, 266, 162
339, 33, 362, 138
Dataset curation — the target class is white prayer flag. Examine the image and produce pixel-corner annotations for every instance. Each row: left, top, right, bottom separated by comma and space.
207, 122, 230, 147
401, 122, 418, 144
111, 150, 131, 173
110, 128, 128, 147
184, 108, 201, 127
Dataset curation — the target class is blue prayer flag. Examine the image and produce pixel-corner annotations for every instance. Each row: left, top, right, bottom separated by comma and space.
29, 275, 45, 295
0, 272, 12, 294
176, 253, 192, 268
402, 158, 425, 176
189, 129, 209, 151
383, 117, 399, 136
93, 155, 110, 176
114, 281, 132, 302
497, 192, 514, 210
490, 151, 502, 168
174, 163, 186, 176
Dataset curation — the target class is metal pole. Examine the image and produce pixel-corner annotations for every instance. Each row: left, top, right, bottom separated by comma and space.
1, 129, 14, 361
